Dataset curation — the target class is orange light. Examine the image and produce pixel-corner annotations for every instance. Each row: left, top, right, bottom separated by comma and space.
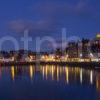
96, 34, 100, 38
11, 66, 15, 81
29, 65, 33, 79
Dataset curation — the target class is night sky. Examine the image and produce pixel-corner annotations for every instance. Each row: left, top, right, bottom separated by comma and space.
0, 0, 100, 51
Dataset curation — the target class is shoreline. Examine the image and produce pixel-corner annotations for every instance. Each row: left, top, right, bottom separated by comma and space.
0, 61, 99, 68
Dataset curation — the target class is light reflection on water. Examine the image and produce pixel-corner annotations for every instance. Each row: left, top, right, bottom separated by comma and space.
3, 65, 100, 90
0, 65, 100, 100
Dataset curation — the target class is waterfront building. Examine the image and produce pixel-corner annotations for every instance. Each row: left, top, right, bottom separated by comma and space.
82, 39, 90, 58
67, 42, 79, 58
91, 36, 100, 58
55, 48, 62, 60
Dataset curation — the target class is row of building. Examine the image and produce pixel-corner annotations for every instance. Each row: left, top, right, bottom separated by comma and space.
64, 35, 100, 59
0, 35, 99, 62
64, 39, 100, 59
54, 34, 100, 62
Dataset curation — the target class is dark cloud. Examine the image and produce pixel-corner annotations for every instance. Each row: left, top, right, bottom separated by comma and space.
7, 0, 100, 35
7, 19, 61, 35
32, 0, 97, 19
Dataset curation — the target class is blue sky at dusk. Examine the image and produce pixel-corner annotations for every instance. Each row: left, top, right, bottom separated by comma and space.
0, 0, 100, 51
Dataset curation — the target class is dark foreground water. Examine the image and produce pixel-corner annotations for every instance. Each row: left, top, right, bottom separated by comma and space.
0, 65, 100, 100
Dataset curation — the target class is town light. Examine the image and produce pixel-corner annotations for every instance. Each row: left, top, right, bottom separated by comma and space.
96, 34, 100, 38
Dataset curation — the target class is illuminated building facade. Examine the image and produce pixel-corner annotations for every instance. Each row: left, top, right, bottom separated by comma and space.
82, 39, 90, 58
67, 42, 79, 58
91, 36, 100, 58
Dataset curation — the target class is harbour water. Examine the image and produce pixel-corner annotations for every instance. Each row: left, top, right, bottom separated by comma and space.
0, 65, 100, 100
